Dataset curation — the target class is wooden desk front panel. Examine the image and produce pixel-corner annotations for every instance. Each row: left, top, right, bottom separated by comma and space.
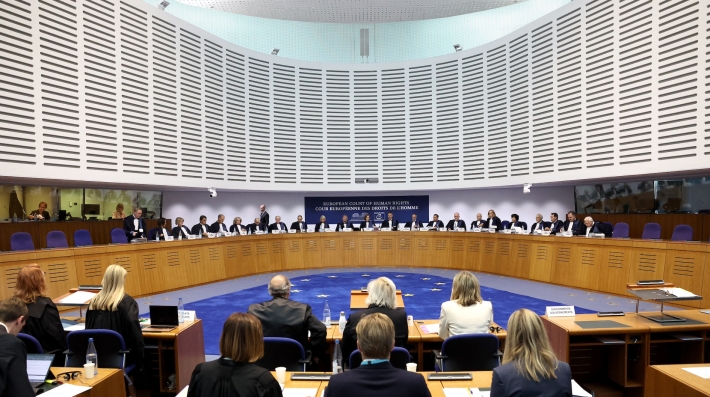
0, 233, 708, 310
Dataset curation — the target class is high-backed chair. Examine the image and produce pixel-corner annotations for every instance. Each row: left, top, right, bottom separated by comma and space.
253, 337, 311, 371
110, 228, 128, 244
46, 231, 68, 248
147, 228, 159, 240
65, 330, 136, 395
501, 221, 510, 230
641, 223, 661, 239
519, 222, 528, 230
612, 222, 629, 238
17, 333, 43, 354
433, 334, 501, 371
10, 232, 35, 251
671, 224, 693, 241
74, 229, 93, 247
349, 347, 410, 370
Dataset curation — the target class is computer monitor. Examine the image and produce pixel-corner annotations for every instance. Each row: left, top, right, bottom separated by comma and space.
82, 204, 101, 217
149, 305, 179, 327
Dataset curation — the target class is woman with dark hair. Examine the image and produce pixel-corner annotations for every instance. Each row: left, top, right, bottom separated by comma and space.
14, 264, 66, 355
187, 312, 283, 397
156, 218, 169, 240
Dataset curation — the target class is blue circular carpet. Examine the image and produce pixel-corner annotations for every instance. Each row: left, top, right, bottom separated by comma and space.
180, 271, 593, 355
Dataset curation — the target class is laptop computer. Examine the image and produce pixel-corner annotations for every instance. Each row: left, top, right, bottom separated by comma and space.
27, 353, 55, 388
142, 305, 179, 332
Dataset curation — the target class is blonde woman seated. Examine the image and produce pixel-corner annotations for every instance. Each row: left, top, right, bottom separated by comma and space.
86, 264, 144, 367
491, 309, 571, 397
187, 312, 283, 397
342, 277, 408, 362
439, 271, 493, 339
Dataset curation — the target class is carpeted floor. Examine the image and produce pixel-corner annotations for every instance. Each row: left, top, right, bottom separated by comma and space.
176, 271, 595, 355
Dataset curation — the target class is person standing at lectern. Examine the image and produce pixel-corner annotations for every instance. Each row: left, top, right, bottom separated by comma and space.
486, 210, 502, 231
123, 207, 146, 241
529, 214, 546, 233
230, 217, 246, 234
360, 213, 375, 229
546, 213, 563, 234
269, 216, 288, 233
291, 215, 307, 232
172, 217, 191, 238
427, 214, 444, 229
381, 212, 399, 230
247, 218, 267, 234
28, 202, 50, 221
471, 213, 487, 229
210, 214, 229, 234
259, 205, 269, 227
191, 215, 210, 237
446, 212, 466, 230
336, 215, 353, 231
315, 215, 330, 232
405, 214, 423, 229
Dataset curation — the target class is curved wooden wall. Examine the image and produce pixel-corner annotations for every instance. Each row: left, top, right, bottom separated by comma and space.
0, 232, 708, 309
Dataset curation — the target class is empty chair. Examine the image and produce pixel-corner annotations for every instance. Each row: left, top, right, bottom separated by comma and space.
641, 223, 661, 239
671, 224, 693, 241
518, 222, 528, 230
65, 329, 136, 392
147, 228, 159, 240
501, 220, 510, 230
74, 229, 93, 247
17, 333, 43, 354
110, 228, 128, 244
10, 232, 34, 251
46, 231, 68, 249
612, 222, 630, 238
434, 333, 501, 371
349, 347, 410, 370
253, 337, 311, 371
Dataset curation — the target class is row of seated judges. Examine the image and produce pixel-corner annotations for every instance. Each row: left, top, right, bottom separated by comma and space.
0, 263, 571, 397
121, 205, 614, 242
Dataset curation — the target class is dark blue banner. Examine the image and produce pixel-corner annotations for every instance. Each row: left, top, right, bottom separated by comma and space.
304, 196, 429, 225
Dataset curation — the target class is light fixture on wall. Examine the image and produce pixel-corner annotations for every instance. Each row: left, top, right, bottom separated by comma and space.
523, 183, 533, 194
158, 0, 170, 10
208, 187, 217, 198
453, 44, 462, 52
271, 48, 280, 55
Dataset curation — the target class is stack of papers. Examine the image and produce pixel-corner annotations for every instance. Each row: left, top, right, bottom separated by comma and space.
661, 288, 697, 298
572, 380, 592, 397
58, 291, 97, 305
419, 324, 439, 334
682, 367, 710, 379
37, 384, 91, 397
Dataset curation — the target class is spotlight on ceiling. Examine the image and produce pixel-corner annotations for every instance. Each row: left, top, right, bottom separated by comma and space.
453, 44, 462, 52
523, 183, 533, 194
158, 0, 169, 10
271, 48, 280, 56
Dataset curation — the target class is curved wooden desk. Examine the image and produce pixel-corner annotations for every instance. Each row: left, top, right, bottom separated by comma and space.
0, 232, 708, 309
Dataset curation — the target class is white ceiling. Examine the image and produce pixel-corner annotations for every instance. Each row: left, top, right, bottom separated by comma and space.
176, 0, 530, 23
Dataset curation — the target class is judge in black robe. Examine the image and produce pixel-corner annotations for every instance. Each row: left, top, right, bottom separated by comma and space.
187, 357, 283, 397
85, 294, 144, 367
20, 296, 66, 355
0, 326, 35, 397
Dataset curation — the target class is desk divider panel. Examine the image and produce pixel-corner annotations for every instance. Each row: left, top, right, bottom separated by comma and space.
396, 236, 414, 266
449, 237, 466, 270
137, 249, 168, 294
479, 239, 497, 273
284, 238, 306, 270
377, 235, 397, 266
465, 238, 482, 271
414, 236, 432, 268
550, 244, 577, 287
357, 236, 377, 267
528, 242, 553, 282
663, 246, 706, 308
267, 240, 287, 272
496, 239, 514, 276
339, 236, 358, 267
105, 245, 142, 296
574, 245, 602, 291
302, 237, 322, 268
598, 244, 632, 295
158, 245, 189, 291
35, 250, 80, 300
432, 237, 449, 268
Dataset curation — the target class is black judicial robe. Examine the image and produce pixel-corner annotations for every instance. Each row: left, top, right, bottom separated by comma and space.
187, 358, 283, 397
0, 327, 34, 397
85, 294, 144, 367
20, 297, 66, 353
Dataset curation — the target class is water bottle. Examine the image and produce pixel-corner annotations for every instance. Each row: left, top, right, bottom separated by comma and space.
178, 297, 185, 323
332, 339, 343, 374
86, 338, 98, 375
178, 232, 182, 241
323, 300, 331, 327
155, 232, 160, 242
12, 213, 17, 223
338, 311, 346, 333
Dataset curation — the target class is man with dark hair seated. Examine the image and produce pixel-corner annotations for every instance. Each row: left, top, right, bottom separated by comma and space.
325, 313, 431, 397
0, 296, 34, 397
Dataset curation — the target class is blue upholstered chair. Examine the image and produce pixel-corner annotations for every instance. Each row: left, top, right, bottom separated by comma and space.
641, 223, 661, 239
74, 229, 93, 247
671, 224, 693, 241
46, 231, 68, 248
10, 232, 34, 251
17, 333, 43, 354
254, 337, 312, 371
110, 228, 128, 244
612, 222, 629, 238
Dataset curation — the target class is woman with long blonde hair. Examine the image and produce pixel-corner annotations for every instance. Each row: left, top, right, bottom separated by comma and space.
439, 271, 493, 339
86, 264, 144, 366
491, 309, 571, 397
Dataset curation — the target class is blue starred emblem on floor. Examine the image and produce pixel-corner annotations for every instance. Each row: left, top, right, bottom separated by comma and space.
291, 290, 301, 293
396, 275, 405, 278
300, 279, 310, 282
435, 282, 446, 286
430, 288, 442, 292
317, 294, 329, 298
327, 276, 338, 278
404, 294, 415, 297
421, 278, 431, 280
362, 274, 370, 277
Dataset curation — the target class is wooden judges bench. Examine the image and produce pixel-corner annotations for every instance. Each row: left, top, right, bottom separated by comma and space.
0, 232, 709, 309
